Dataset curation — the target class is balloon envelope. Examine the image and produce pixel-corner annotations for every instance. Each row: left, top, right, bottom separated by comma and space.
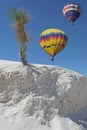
63, 3, 82, 24
40, 28, 68, 60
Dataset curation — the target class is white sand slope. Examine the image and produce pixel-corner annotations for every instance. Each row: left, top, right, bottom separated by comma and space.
0, 60, 87, 130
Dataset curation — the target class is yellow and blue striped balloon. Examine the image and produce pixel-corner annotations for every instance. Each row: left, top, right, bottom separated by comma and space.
40, 28, 68, 60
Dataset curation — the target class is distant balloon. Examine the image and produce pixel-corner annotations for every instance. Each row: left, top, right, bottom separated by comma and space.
63, 3, 82, 24
40, 28, 68, 60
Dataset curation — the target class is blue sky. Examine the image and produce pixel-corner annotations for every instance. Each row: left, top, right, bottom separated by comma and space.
0, 0, 87, 77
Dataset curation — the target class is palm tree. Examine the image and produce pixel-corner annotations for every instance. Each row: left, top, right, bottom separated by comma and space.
9, 7, 32, 65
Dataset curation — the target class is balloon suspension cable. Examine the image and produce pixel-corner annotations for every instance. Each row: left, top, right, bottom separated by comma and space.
71, 20, 74, 25
50, 56, 54, 61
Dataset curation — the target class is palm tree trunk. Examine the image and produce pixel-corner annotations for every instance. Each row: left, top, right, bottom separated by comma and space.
20, 43, 27, 65
16, 22, 28, 65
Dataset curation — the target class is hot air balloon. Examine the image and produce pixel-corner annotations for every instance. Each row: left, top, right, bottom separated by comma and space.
62, 3, 82, 24
40, 28, 68, 60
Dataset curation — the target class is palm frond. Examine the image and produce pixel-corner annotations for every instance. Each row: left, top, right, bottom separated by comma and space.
8, 7, 19, 21
9, 7, 32, 24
